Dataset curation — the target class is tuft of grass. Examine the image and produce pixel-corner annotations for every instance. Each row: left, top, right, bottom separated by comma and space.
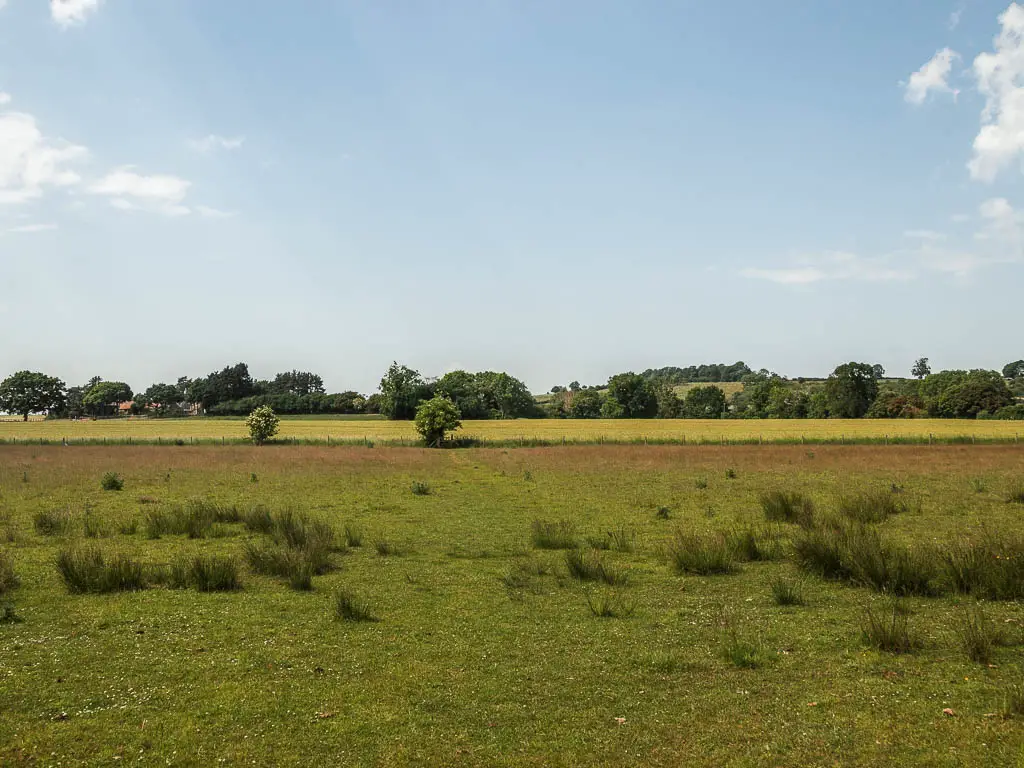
189, 554, 241, 592
585, 527, 635, 552
100, 472, 124, 492
1002, 682, 1024, 718
694, 477, 708, 490
760, 491, 815, 527
1008, 485, 1024, 505
335, 590, 378, 622
719, 616, 765, 668
243, 505, 275, 534
941, 533, 1024, 600
770, 577, 806, 606
0, 550, 20, 596
373, 539, 405, 557
343, 524, 364, 548
970, 478, 988, 494
530, 520, 577, 550
792, 522, 849, 580
667, 531, 738, 575
959, 604, 1004, 664
837, 489, 907, 524
0, 602, 22, 624
56, 546, 147, 594
727, 526, 785, 562
585, 590, 635, 618
564, 549, 629, 586
655, 506, 672, 520
83, 514, 108, 539
411, 481, 431, 496
244, 541, 316, 590
724, 468, 737, 480
33, 508, 73, 537
861, 602, 921, 654
118, 518, 138, 536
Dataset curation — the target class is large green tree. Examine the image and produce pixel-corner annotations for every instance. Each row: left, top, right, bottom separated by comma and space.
140, 382, 185, 416
83, 381, 133, 416
605, 373, 657, 418
683, 385, 727, 419
379, 363, 433, 420
568, 389, 603, 418
822, 362, 881, 418
0, 371, 66, 421
1003, 360, 1024, 379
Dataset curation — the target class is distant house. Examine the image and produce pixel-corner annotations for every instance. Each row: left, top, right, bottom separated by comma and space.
118, 401, 134, 415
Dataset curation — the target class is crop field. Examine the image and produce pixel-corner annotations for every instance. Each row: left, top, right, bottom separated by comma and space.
0, 417, 1022, 445
1, 444, 1024, 765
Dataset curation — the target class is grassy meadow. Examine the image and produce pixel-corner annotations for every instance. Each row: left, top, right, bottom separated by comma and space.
0, 417, 1022, 445
1, 444, 1024, 765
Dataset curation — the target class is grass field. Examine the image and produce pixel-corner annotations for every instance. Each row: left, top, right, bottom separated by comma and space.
1, 444, 1024, 765
0, 417, 1022, 445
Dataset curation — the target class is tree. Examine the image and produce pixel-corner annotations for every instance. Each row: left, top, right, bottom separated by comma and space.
1003, 360, 1024, 379
822, 363, 881, 418
414, 396, 462, 447
0, 371, 66, 421
935, 370, 1013, 419
246, 405, 280, 444
569, 389, 602, 418
654, 384, 683, 418
435, 370, 486, 419
474, 371, 535, 419
568, 381, 582, 392
683, 385, 727, 419
911, 358, 931, 380
268, 370, 325, 396
605, 372, 657, 418
82, 381, 133, 416
379, 363, 433, 420
140, 383, 185, 416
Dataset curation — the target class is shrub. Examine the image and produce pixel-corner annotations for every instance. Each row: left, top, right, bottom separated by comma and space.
100, 472, 124, 492
343, 524, 364, 548
564, 549, 629, 586
335, 590, 378, 622
760, 491, 815, 527
837, 490, 907, 524
247, 405, 280, 444
56, 546, 147, 594
585, 590, 635, 618
959, 605, 1005, 664
34, 508, 73, 537
189, 555, 241, 592
667, 531, 738, 575
770, 578, 805, 606
414, 396, 462, 447
942, 534, 1024, 600
530, 520, 577, 550
0, 550, 19, 596
861, 603, 921, 654
411, 481, 431, 496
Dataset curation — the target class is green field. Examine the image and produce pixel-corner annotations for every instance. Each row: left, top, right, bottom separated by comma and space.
0, 417, 1022, 445
1, 444, 1024, 765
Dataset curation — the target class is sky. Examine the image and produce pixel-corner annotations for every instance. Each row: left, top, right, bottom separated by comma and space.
2, 0, 1024, 395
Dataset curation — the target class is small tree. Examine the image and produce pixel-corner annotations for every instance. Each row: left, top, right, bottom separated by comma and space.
911, 358, 931, 380
414, 396, 462, 447
246, 405, 280, 445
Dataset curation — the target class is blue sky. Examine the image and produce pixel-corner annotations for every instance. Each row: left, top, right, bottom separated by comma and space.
1, 0, 1023, 394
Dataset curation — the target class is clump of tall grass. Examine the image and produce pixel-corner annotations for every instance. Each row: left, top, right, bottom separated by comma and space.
585, 590, 635, 618
0, 550, 19, 595
655, 506, 672, 520
719, 615, 765, 668
188, 554, 241, 591
501, 557, 552, 590
100, 472, 124, 492
861, 602, 921, 654
343, 524, 364, 548
724, 468, 737, 480
56, 546, 147, 594
335, 590, 378, 622
244, 542, 315, 590
727, 526, 785, 562
1008, 485, 1024, 505
760, 491, 815, 527
411, 481, 430, 496
837, 490, 908, 524
0, 601, 22, 624
564, 549, 629, 586
530, 519, 577, 550
792, 522, 849, 580
34, 508, 73, 537
941, 533, 1024, 600
694, 478, 708, 490
586, 526, 636, 553
959, 604, 1006, 664
243, 505, 275, 534
969, 478, 988, 494
373, 539, 405, 557
119, 518, 139, 536
1002, 682, 1024, 718
667, 531, 738, 575
83, 514, 108, 539
770, 577, 805, 606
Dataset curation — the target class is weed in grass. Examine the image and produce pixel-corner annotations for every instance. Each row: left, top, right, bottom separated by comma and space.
724, 468, 737, 480
0, 602, 22, 624
837, 490, 907, 524
655, 506, 671, 520
942, 533, 1024, 600
694, 477, 708, 490
100, 472, 124, 492
56, 546, 147, 594
959, 604, 1005, 664
770, 577, 806, 606
760, 491, 815, 527
33, 508, 73, 537
189, 555, 241, 592
667, 531, 738, 575
970, 478, 988, 494
564, 549, 629, 586
411, 481, 430, 496
585, 590, 635, 618
862, 602, 921, 654
0, 550, 19, 595
335, 590, 378, 622
343, 524, 364, 548
530, 520, 577, 550
374, 539, 404, 557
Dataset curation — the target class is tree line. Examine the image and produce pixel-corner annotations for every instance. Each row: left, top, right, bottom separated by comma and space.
0, 358, 1021, 422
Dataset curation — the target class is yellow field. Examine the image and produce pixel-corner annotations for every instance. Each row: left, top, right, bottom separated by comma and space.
0, 417, 1020, 443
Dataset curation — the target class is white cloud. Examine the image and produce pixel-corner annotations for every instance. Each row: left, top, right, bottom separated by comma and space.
189, 134, 245, 153
904, 48, 960, 105
51, 0, 101, 27
5, 223, 58, 234
949, 6, 964, 30
0, 93, 11, 106
89, 167, 193, 216
0, 111, 88, 204
969, 3, 1024, 180
903, 229, 947, 241
738, 267, 826, 285
740, 251, 913, 284
196, 205, 235, 219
